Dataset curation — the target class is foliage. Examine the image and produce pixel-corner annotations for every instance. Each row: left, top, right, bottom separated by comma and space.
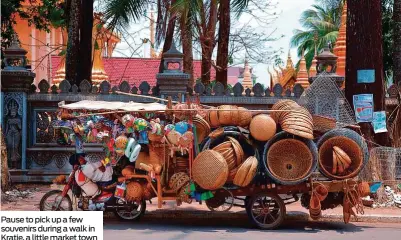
1, 0, 26, 50
24, 0, 66, 31
382, 0, 394, 77
102, 0, 149, 31
290, 2, 342, 69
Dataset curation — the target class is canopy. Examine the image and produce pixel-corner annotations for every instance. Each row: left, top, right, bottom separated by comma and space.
59, 100, 167, 112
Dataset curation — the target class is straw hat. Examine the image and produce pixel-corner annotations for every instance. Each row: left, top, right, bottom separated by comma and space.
126, 182, 144, 201
266, 138, 314, 182
233, 156, 258, 187
249, 114, 276, 141
192, 150, 228, 190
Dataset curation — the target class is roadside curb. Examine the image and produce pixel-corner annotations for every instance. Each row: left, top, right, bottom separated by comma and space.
138, 210, 401, 223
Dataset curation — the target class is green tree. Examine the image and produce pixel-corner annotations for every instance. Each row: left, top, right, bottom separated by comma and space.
393, 0, 401, 85
290, 2, 343, 69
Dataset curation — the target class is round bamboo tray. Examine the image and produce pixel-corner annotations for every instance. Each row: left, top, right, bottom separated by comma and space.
263, 131, 318, 185
233, 156, 258, 187
249, 114, 277, 141
192, 150, 228, 190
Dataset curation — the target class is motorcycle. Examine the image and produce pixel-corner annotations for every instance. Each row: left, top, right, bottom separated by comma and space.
39, 165, 146, 221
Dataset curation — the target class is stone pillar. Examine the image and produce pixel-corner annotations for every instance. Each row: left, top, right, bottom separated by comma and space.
156, 41, 190, 99
1, 34, 35, 169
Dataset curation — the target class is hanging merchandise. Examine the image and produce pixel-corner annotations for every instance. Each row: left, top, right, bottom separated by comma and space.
372, 111, 388, 133
115, 182, 127, 199
125, 138, 141, 162
353, 94, 374, 123
134, 118, 150, 144
122, 114, 135, 133
115, 135, 129, 156
175, 121, 189, 135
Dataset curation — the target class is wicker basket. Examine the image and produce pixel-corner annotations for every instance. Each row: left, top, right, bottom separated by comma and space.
233, 156, 258, 187
271, 100, 299, 122
249, 114, 276, 141
208, 108, 220, 128
193, 115, 211, 144
238, 107, 252, 127
192, 150, 228, 190
317, 128, 368, 180
312, 115, 337, 133
318, 137, 363, 180
169, 172, 190, 192
263, 131, 318, 185
218, 105, 239, 126
142, 182, 155, 200
280, 106, 314, 139
175, 156, 189, 173
126, 182, 144, 201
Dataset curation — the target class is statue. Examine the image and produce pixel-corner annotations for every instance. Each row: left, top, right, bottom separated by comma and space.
5, 100, 22, 169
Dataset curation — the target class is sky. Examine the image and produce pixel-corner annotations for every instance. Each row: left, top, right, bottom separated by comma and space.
110, 0, 316, 87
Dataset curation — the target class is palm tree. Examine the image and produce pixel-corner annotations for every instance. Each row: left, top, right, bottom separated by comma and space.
290, 2, 343, 69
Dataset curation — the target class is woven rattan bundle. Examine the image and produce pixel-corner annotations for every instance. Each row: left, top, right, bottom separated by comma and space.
263, 131, 318, 185
249, 114, 276, 141
233, 156, 258, 187
192, 150, 228, 190
149, 143, 167, 166
193, 115, 211, 144
317, 128, 367, 180
238, 107, 252, 127
207, 107, 220, 128
126, 182, 144, 201
175, 156, 189, 173
218, 105, 239, 126
169, 172, 190, 192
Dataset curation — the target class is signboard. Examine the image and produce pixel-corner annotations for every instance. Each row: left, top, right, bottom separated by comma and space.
353, 94, 374, 123
372, 111, 387, 133
357, 69, 375, 83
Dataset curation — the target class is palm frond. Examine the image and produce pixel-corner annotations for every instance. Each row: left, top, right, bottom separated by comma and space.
102, 0, 149, 31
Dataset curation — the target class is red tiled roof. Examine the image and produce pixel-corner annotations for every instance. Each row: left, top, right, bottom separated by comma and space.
51, 55, 216, 86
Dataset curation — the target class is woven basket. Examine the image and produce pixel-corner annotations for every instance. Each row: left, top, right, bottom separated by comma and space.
192, 150, 228, 190
249, 114, 276, 141
228, 137, 244, 165
317, 128, 368, 180
193, 115, 211, 144
238, 107, 252, 127
175, 157, 189, 173
271, 100, 299, 122
318, 136, 363, 180
233, 156, 258, 187
126, 182, 144, 201
267, 139, 313, 182
149, 143, 167, 166
312, 115, 337, 132
263, 131, 318, 185
218, 105, 239, 126
169, 172, 190, 192
142, 182, 155, 200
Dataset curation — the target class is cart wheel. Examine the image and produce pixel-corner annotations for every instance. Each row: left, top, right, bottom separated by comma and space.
246, 193, 286, 230
205, 188, 234, 212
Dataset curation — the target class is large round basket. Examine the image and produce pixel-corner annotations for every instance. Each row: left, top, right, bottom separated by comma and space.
263, 131, 318, 185
192, 150, 228, 190
317, 128, 368, 180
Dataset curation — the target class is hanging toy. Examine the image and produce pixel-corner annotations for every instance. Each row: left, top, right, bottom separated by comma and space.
125, 138, 142, 162
115, 135, 128, 156
150, 118, 162, 135
134, 118, 150, 144
121, 114, 135, 133
175, 121, 189, 135
164, 124, 175, 136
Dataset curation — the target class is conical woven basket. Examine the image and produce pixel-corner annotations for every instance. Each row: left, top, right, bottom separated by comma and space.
263, 131, 318, 185
192, 150, 228, 190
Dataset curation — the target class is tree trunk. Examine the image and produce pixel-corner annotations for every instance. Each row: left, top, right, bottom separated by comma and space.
199, 0, 218, 85
216, 0, 230, 87
346, 0, 388, 147
65, 0, 81, 86
76, 0, 93, 85
180, 13, 194, 88
159, 0, 177, 74
393, 0, 401, 85
1, 127, 10, 192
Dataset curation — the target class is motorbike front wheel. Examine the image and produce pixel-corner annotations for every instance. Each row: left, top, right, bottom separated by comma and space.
40, 190, 73, 211
114, 199, 146, 221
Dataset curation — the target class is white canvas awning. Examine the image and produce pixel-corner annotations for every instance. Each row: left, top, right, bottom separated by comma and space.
58, 100, 166, 112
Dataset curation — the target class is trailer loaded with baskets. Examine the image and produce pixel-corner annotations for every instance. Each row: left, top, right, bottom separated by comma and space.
42, 97, 372, 230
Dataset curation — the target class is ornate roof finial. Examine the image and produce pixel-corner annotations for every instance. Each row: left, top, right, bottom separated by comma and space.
296, 48, 309, 88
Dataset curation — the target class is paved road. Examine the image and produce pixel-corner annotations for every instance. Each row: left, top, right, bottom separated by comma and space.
104, 217, 401, 240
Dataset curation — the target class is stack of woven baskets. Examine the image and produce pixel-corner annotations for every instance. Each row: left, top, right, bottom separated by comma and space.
271, 100, 314, 139
206, 105, 252, 128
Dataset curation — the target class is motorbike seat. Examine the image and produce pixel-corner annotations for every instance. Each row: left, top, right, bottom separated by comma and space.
97, 180, 117, 191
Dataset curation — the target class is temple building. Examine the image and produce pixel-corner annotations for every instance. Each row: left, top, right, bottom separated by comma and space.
333, 1, 347, 77
268, 52, 297, 90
